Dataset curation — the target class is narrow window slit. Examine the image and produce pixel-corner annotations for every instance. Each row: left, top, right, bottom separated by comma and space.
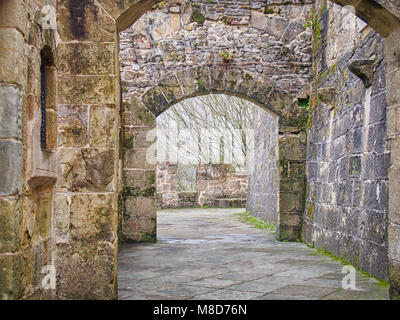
40, 64, 47, 150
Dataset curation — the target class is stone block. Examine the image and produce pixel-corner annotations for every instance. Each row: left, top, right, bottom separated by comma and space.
391, 136, 400, 166
125, 196, 156, 219
57, 42, 115, 75
55, 241, 117, 299
225, 69, 256, 98
36, 196, 52, 240
264, 16, 288, 39
56, 0, 115, 42
279, 135, 306, 161
54, 194, 69, 241
386, 67, 400, 107
276, 224, 300, 241
279, 191, 304, 213
150, 13, 181, 41
58, 75, 116, 104
389, 222, 400, 263
0, 0, 26, 35
0, 253, 19, 300
123, 169, 155, 189
157, 75, 184, 103
132, 127, 155, 149
45, 66, 57, 110
0, 197, 20, 253
124, 148, 156, 170
141, 86, 169, 115
57, 104, 88, 147
0, 28, 25, 86
208, 67, 226, 92
248, 76, 275, 109
0, 140, 22, 196
70, 193, 118, 242
123, 215, 156, 243
281, 19, 305, 44
89, 104, 116, 148
0, 84, 22, 139
95, 0, 138, 19
387, 106, 400, 138
18, 245, 36, 298
384, 28, 400, 74
32, 239, 51, 290
57, 148, 115, 192
279, 211, 301, 228
175, 68, 198, 97
128, 96, 156, 126
45, 109, 57, 151
250, 11, 267, 30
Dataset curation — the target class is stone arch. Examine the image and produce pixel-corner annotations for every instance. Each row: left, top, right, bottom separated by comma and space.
120, 66, 308, 245
140, 67, 306, 125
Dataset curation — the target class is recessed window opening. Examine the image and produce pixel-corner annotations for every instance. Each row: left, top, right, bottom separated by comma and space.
40, 46, 54, 151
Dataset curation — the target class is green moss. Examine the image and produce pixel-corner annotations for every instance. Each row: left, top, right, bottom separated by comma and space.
235, 211, 275, 230
264, 7, 274, 15
148, 172, 156, 185
321, 0, 327, 12
122, 186, 156, 198
122, 137, 133, 150
245, 73, 253, 81
306, 241, 315, 249
190, 8, 205, 25
304, 8, 322, 56
121, 81, 129, 94
313, 248, 390, 287
135, 107, 155, 125
306, 202, 315, 220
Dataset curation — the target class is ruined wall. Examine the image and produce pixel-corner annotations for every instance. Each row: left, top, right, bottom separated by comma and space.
157, 163, 248, 208
246, 108, 279, 225
0, 0, 59, 299
120, 0, 312, 100
303, 0, 390, 280
197, 164, 248, 207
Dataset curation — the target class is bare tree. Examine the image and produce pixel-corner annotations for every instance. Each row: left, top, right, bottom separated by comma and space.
156, 94, 255, 171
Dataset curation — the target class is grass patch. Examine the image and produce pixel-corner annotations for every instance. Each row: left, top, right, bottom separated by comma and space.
313, 248, 390, 288
235, 211, 275, 230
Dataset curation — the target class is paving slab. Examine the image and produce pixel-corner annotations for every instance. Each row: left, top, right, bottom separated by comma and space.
118, 208, 389, 300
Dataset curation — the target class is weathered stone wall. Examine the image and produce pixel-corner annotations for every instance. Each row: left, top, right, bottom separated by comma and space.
197, 164, 248, 207
303, 0, 390, 280
246, 108, 279, 225
0, 0, 59, 300
157, 163, 248, 208
120, 0, 313, 101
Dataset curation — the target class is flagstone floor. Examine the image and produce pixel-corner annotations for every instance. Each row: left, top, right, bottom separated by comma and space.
118, 208, 389, 300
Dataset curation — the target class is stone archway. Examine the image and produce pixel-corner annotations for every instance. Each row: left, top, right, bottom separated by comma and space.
53, 0, 400, 300
46, 0, 400, 300
120, 66, 308, 246
1, 0, 400, 300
